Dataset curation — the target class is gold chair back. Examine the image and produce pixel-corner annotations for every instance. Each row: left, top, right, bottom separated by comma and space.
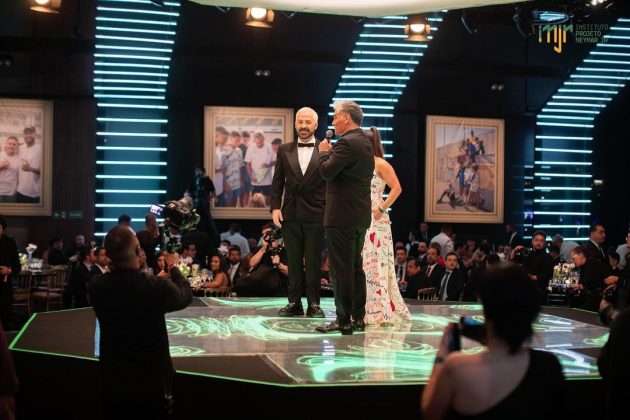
417, 287, 438, 301
203, 286, 232, 298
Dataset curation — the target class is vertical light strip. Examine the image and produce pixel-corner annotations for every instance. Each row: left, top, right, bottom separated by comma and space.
94, 0, 180, 235
330, 13, 446, 160
532, 18, 630, 240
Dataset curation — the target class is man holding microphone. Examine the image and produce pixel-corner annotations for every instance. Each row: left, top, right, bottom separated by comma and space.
271, 107, 326, 318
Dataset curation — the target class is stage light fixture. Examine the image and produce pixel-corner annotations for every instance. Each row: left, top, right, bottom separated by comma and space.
246, 7, 274, 29
30, 0, 61, 14
404, 14, 430, 41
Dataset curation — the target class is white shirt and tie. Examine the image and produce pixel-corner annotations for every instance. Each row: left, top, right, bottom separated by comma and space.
439, 270, 452, 301
297, 137, 316, 175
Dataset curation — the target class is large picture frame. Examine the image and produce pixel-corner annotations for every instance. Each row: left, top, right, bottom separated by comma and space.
0, 98, 53, 216
425, 115, 504, 224
204, 106, 294, 219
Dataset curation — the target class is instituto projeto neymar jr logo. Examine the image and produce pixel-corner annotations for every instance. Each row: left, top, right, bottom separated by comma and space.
537, 23, 608, 53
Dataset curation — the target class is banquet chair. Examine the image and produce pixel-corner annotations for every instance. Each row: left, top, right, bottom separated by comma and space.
417, 287, 439, 301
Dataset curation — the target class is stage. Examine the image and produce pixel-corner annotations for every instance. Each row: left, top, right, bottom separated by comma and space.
9, 297, 608, 418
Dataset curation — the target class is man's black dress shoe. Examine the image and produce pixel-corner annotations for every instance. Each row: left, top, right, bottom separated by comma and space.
278, 302, 304, 317
352, 320, 366, 331
306, 304, 325, 318
315, 322, 353, 335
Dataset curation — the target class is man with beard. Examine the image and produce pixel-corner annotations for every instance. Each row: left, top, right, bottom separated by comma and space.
272, 107, 326, 318
513, 230, 555, 303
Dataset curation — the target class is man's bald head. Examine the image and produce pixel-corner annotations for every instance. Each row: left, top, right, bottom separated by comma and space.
105, 225, 140, 270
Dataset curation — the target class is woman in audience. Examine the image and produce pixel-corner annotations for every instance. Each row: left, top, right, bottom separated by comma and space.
153, 254, 168, 278
421, 263, 564, 419
201, 255, 228, 289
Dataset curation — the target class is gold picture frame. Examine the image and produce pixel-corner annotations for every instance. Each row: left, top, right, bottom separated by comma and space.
0, 98, 53, 216
204, 106, 294, 219
425, 115, 504, 224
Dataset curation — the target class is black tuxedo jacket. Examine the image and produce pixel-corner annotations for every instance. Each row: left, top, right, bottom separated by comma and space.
271, 140, 326, 223
319, 128, 374, 228
426, 264, 446, 289
582, 240, 608, 265
437, 269, 466, 301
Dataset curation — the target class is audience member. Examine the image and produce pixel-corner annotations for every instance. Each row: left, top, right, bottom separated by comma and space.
421, 264, 564, 419
89, 225, 192, 419
417, 241, 429, 268
551, 234, 579, 263
505, 223, 524, 248
394, 246, 407, 284
226, 245, 245, 287
569, 245, 607, 311
426, 244, 445, 287
42, 237, 68, 266
0, 215, 20, 330
136, 212, 160, 268
66, 234, 86, 262
615, 231, 630, 270
220, 223, 250, 255
181, 242, 199, 265
153, 254, 168, 278
437, 252, 465, 301
419, 222, 430, 245
117, 214, 131, 227
404, 258, 430, 299
583, 224, 607, 264
200, 255, 228, 289
182, 224, 215, 268
406, 231, 420, 258
519, 230, 555, 303
91, 247, 110, 276
431, 224, 454, 256
69, 245, 94, 308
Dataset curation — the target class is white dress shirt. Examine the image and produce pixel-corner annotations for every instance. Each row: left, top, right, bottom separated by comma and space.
297, 137, 316, 175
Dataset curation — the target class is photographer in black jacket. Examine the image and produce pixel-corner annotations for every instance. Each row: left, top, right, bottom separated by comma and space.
510, 230, 555, 304
234, 223, 288, 297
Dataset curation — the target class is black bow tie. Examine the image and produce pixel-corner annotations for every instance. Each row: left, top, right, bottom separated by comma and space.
298, 143, 314, 148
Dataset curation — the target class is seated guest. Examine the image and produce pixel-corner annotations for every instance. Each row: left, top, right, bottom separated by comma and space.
422, 264, 565, 419
136, 213, 160, 268
66, 234, 85, 262
138, 249, 149, 273
404, 258, 431, 299
43, 237, 68, 266
394, 246, 407, 285
406, 231, 420, 259
608, 251, 621, 278
437, 252, 466, 301
182, 224, 215, 268
153, 254, 168, 278
201, 255, 228, 289
91, 247, 110, 276
417, 241, 429, 268
69, 245, 94, 308
226, 245, 245, 287
89, 225, 192, 419
233, 223, 288, 297
180, 242, 199, 265
426, 244, 445, 287
570, 245, 608, 311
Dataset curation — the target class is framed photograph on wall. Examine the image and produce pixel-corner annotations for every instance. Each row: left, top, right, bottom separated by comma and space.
0, 98, 53, 216
425, 115, 504, 224
204, 106, 294, 219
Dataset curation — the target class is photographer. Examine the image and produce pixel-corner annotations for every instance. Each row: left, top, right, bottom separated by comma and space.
234, 223, 288, 297
511, 230, 555, 303
421, 264, 564, 419
89, 226, 192, 419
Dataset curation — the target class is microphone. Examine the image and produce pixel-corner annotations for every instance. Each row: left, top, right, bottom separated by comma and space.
325, 130, 334, 142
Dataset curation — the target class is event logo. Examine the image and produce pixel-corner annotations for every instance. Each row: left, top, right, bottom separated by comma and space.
537, 23, 608, 53
537, 24, 573, 53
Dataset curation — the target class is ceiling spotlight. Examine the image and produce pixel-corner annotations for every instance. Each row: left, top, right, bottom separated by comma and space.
532, 10, 570, 24
262, 69, 271, 77
246, 7, 275, 28
490, 82, 505, 91
404, 14, 431, 41
30, 0, 61, 14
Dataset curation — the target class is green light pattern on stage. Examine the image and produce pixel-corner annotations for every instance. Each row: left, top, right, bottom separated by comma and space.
161, 299, 607, 384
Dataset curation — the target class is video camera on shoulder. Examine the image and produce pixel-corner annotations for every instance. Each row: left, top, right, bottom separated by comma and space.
150, 197, 200, 253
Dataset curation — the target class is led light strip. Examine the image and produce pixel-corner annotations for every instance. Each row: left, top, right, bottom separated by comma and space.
533, 18, 630, 233
94, 0, 180, 235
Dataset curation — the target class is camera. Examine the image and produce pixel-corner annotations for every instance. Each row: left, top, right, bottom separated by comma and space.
263, 227, 285, 257
446, 317, 486, 352
512, 247, 530, 264
150, 197, 200, 253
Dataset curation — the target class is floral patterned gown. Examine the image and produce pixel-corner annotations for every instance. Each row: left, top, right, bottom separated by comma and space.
362, 173, 412, 325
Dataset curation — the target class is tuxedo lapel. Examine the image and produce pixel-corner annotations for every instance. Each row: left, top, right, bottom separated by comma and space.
301, 140, 320, 184
286, 142, 303, 180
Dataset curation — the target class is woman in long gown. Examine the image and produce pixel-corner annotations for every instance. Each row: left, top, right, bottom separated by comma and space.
362, 127, 411, 325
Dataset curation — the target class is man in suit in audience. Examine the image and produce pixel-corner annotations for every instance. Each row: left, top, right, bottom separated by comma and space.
417, 241, 429, 269
315, 100, 374, 335
437, 252, 466, 301
426, 244, 445, 288
70, 246, 94, 308
271, 107, 326, 318
404, 259, 431, 299
226, 245, 246, 287
91, 247, 110, 276
583, 224, 608, 265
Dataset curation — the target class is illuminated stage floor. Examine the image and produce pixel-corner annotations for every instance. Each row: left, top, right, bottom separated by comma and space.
11, 297, 608, 386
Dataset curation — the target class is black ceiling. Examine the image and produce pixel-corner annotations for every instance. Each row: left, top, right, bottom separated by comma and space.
1, 0, 629, 116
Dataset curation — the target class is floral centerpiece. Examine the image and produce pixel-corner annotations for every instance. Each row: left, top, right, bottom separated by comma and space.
178, 256, 193, 278
549, 262, 578, 293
